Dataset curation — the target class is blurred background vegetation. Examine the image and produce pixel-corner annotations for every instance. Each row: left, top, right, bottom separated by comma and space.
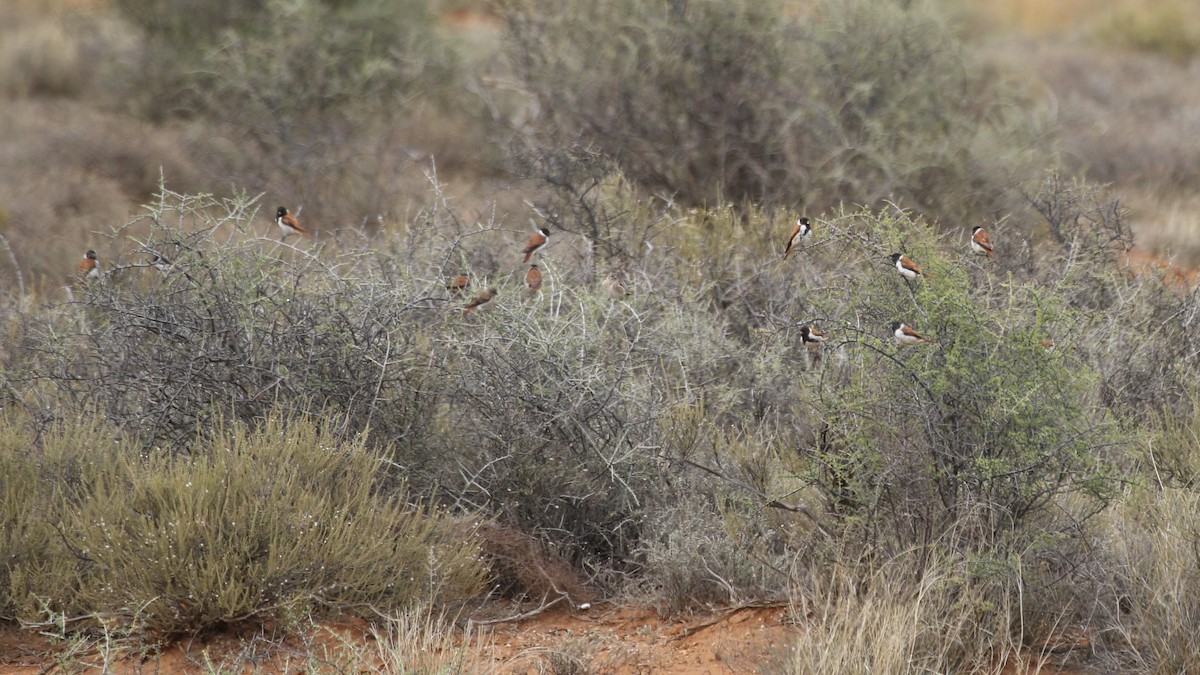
1, 0, 1198, 286
3, 0, 1200, 671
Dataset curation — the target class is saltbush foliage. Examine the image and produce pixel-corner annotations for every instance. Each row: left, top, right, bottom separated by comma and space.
0, 412, 484, 635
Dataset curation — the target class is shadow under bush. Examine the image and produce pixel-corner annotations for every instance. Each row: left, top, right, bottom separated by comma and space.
638, 487, 790, 614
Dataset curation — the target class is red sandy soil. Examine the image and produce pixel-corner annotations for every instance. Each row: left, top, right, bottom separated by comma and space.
0, 603, 793, 674
484, 602, 793, 674
0, 602, 1092, 674
1124, 248, 1200, 291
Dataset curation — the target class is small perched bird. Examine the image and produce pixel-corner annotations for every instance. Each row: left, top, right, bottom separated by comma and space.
524, 264, 543, 292
275, 206, 311, 239
462, 287, 497, 316
782, 217, 812, 260
78, 250, 100, 280
446, 273, 470, 296
971, 226, 994, 258
799, 324, 828, 347
522, 226, 550, 263
892, 321, 935, 346
1038, 339, 1056, 351
150, 254, 172, 273
890, 253, 932, 280
601, 272, 631, 298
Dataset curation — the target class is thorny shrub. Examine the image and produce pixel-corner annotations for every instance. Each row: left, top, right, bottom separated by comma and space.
9, 190, 436, 452
0, 174, 1190, 643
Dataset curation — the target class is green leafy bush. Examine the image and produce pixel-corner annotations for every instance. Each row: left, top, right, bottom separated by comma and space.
776, 206, 1123, 557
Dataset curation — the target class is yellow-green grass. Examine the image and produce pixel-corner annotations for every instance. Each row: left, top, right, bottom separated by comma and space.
961, 0, 1200, 61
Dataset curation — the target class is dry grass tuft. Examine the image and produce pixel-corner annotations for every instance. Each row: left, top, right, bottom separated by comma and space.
778, 551, 1082, 675
1101, 485, 1200, 673
370, 604, 490, 674
965, 0, 1200, 53
1091, 0, 1200, 62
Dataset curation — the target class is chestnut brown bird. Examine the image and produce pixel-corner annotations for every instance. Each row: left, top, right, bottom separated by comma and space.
891, 321, 934, 346
78, 249, 100, 280
446, 273, 470, 296
799, 324, 828, 347
890, 253, 932, 280
782, 217, 812, 260
522, 227, 550, 263
601, 272, 631, 298
275, 206, 311, 239
971, 226, 994, 258
462, 287, 497, 316
524, 264, 543, 292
